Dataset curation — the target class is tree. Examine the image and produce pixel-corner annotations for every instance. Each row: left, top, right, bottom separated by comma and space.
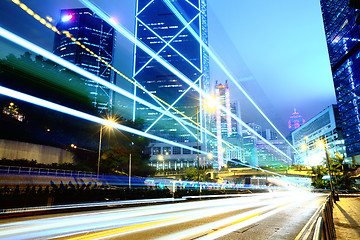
310, 152, 357, 191
100, 117, 155, 177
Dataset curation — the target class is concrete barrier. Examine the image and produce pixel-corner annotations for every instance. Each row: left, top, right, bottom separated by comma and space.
0, 139, 74, 164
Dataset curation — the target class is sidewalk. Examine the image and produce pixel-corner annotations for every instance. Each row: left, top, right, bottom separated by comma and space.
333, 197, 360, 239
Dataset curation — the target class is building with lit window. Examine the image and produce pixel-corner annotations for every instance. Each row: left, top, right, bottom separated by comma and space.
133, 0, 209, 169
292, 105, 346, 166
54, 8, 115, 113
133, 0, 209, 141
148, 142, 213, 170
208, 82, 244, 168
320, 1, 360, 161
288, 109, 305, 133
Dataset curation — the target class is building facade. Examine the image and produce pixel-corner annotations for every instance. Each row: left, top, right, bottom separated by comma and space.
148, 142, 212, 170
292, 105, 346, 166
320, 1, 360, 159
133, 0, 209, 142
133, 0, 209, 170
54, 8, 115, 113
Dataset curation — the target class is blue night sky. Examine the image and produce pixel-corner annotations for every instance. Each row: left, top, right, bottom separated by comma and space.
0, 0, 336, 135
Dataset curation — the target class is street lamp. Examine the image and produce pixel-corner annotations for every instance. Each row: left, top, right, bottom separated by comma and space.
129, 153, 132, 189
158, 155, 164, 172
97, 116, 117, 178
97, 125, 103, 178
318, 138, 336, 201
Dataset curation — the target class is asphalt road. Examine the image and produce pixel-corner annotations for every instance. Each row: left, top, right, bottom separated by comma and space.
0, 191, 326, 240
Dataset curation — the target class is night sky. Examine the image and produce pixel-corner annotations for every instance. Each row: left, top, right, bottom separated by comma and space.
0, 0, 336, 135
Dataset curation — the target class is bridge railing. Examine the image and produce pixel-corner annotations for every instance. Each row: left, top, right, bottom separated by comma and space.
295, 194, 335, 240
0, 165, 102, 178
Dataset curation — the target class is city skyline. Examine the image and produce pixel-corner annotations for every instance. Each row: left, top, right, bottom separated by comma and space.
0, 0, 336, 136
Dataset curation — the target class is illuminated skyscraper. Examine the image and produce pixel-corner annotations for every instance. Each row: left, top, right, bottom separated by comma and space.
133, 0, 209, 143
208, 81, 243, 168
54, 8, 115, 113
320, 1, 360, 159
288, 109, 305, 133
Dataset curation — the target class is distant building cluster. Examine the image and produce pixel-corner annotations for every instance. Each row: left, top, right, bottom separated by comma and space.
49, 0, 360, 171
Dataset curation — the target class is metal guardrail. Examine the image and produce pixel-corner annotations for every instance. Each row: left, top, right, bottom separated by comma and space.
295, 194, 335, 240
0, 165, 102, 178
338, 193, 360, 198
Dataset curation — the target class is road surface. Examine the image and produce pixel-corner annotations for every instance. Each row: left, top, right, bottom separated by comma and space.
0, 191, 325, 239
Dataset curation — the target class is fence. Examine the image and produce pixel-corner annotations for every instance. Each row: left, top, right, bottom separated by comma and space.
295, 194, 335, 240
0, 165, 103, 178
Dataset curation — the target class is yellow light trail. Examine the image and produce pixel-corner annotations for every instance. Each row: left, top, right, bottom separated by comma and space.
67, 217, 182, 240
10, 0, 235, 150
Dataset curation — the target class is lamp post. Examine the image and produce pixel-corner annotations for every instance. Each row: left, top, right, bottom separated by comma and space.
97, 116, 117, 178
97, 125, 103, 178
129, 153, 132, 189
158, 155, 164, 172
319, 137, 336, 202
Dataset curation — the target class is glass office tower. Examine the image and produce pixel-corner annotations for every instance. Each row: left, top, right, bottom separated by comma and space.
54, 8, 115, 113
320, 0, 360, 157
133, 0, 209, 142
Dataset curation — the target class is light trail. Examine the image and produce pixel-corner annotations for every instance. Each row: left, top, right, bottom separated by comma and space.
9, 0, 291, 161
7, 0, 237, 150
0, 86, 207, 155
0, 192, 320, 239
162, 0, 298, 154
144, 76, 201, 136
228, 159, 312, 190
79, 0, 293, 161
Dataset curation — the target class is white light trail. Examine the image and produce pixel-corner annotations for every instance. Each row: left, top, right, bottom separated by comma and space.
0, 86, 207, 155
79, 0, 294, 161
0, 26, 200, 139
144, 76, 202, 136
161, 0, 298, 154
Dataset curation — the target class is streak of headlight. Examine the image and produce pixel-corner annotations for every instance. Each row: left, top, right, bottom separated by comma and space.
79, 0, 293, 161
9, 0, 236, 150
157, 200, 291, 240
229, 159, 311, 189
135, 77, 198, 140
66, 199, 280, 240
0, 195, 268, 237
0, 86, 207, 155
228, 160, 285, 177
162, 0, 298, 154
0, 1, 205, 146
144, 76, 201, 134
0, 27, 166, 117
161, 192, 316, 240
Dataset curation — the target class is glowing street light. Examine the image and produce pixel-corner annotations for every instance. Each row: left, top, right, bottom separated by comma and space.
158, 155, 165, 171
318, 138, 336, 202
97, 116, 117, 177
